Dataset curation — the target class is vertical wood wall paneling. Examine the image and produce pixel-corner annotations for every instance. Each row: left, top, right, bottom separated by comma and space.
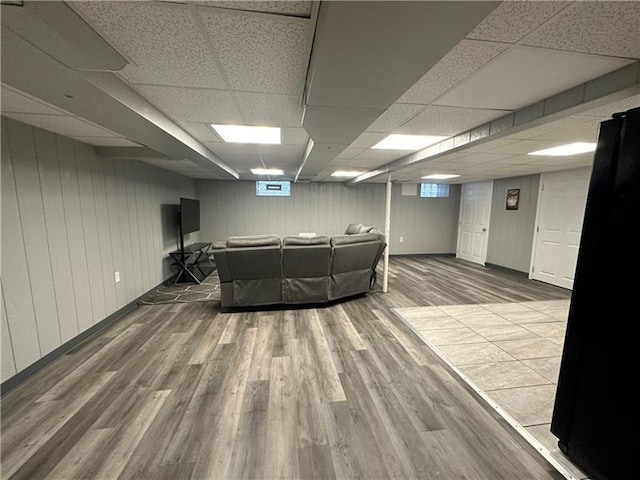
34, 129, 79, 343
90, 150, 117, 315
57, 134, 94, 332
103, 158, 126, 307
195, 181, 461, 254
486, 174, 540, 272
1, 119, 42, 370
74, 141, 107, 325
1, 118, 197, 380
9, 120, 62, 355
1, 281, 17, 380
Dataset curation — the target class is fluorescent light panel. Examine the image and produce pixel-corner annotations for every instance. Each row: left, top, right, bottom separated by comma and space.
372, 134, 447, 150
250, 168, 283, 175
528, 142, 596, 156
211, 124, 281, 144
422, 174, 460, 180
331, 170, 362, 178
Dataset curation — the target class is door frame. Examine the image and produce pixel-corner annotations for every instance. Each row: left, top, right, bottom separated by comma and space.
456, 180, 494, 266
528, 167, 591, 281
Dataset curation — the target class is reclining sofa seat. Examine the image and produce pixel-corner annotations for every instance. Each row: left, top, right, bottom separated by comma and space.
213, 225, 386, 308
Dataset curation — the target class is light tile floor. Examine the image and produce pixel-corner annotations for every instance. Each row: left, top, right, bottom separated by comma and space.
394, 299, 588, 480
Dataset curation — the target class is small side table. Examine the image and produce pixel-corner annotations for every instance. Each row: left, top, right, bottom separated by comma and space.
168, 242, 214, 284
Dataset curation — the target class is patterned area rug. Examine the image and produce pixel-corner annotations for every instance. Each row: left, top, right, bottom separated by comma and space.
139, 270, 221, 305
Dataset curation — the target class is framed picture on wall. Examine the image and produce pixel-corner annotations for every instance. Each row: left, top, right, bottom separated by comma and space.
506, 188, 520, 210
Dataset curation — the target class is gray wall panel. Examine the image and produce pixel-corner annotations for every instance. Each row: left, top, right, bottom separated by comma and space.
196, 180, 460, 254
75, 141, 107, 325
9, 120, 62, 355
486, 174, 540, 272
1, 281, 17, 380
34, 129, 79, 343
90, 152, 117, 315
1, 120, 42, 370
57, 135, 94, 333
1, 117, 196, 382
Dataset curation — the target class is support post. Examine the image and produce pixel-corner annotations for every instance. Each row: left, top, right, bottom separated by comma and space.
383, 174, 392, 293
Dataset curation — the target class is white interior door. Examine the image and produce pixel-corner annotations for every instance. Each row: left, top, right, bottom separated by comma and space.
531, 168, 591, 289
457, 181, 493, 265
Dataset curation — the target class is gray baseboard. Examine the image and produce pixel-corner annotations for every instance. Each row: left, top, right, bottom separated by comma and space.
1, 278, 168, 396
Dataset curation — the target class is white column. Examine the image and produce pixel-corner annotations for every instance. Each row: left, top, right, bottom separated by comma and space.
383, 173, 392, 293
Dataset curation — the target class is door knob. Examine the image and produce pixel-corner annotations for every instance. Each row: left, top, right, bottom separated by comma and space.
482, 228, 487, 232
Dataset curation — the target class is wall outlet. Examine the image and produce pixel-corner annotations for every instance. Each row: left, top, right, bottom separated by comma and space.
399, 236, 404, 243
114, 271, 121, 283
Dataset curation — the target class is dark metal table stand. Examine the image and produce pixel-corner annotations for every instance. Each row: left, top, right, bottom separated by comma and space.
169, 242, 213, 285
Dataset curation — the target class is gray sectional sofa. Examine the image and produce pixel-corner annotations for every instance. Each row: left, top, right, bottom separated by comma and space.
213, 224, 386, 308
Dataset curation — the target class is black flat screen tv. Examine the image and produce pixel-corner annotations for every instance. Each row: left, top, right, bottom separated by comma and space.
179, 197, 200, 235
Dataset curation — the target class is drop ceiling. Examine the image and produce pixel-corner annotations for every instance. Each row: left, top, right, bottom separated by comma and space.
1, 0, 640, 184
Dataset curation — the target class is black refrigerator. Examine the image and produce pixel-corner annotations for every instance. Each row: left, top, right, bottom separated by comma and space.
551, 106, 639, 480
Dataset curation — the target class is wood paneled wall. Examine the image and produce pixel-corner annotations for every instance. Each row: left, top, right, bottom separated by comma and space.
486, 174, 540, 272
195, 180, 460, 255
1, 118, 196, 381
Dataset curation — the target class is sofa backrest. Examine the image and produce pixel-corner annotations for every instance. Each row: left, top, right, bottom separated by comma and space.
225, 235, 282, 280
330, 233, 384, 274
282, 236, 331, 278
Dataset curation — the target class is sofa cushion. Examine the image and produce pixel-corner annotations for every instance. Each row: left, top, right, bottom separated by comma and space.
344, 223, 363, 235
331, 232, 382, 246
282, 235, 330, 246
227, 234, 280, 248
358, 225, 375, 233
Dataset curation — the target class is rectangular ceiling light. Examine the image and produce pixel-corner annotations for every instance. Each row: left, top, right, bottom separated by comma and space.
372, 134, 447, 150
422, 174, 460, 180
250, 168, 284, 175
211, 124, 281, 144
331, 170, 363, 178
528, 142, 596, 156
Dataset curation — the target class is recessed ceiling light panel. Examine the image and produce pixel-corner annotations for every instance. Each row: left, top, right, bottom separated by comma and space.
372, 134, 447, 151
212, 124, 281, 144
421, 174, 460, 180
250, 168, 284, 175
331, 170, 363, 178
528, 142, 596, 156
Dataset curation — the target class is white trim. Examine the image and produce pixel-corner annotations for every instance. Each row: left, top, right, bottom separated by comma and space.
529, 174, 545, 279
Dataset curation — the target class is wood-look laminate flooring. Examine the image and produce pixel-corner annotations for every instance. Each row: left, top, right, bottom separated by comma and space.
1, 256, 570, 479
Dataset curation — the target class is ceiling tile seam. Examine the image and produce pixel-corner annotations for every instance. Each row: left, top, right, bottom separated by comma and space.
188, 3, 247, 125
194, 4, 311, 23
126, 82, 304, 99
506, 1, 576, 47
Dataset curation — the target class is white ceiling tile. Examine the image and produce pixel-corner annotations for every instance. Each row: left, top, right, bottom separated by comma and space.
352, 149, 406, 164
367, 104, 424, 132
206, 143, 304, 158
136, 85, 242, 123
349, 132, 387, 149
396, 106, 506, 136
199, 9, 311, 95
1, 85, 67, 115
179, 122, 222, 143
72, 137, 141, 147
3, 113, 119, 138
436, 46, 635, 111
282, 127, 309, 145
72, 2, 227, 89
506, 115, 596, 140
522, 2, 640, 59
337, 147, 365, 159
234, 92, 303, 126
532, 119, 601, 143
577, 94, 640, 119
398, 40, 508, 105
467, 1, 571, 44
196, 1, 313, 18
487, 139, 565, 155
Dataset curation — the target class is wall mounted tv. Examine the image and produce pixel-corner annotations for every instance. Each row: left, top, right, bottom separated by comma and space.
179, 197, 200, 235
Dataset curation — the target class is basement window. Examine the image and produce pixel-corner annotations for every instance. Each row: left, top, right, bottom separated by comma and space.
420, 183, 449, 198
256, 180, 291, 197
